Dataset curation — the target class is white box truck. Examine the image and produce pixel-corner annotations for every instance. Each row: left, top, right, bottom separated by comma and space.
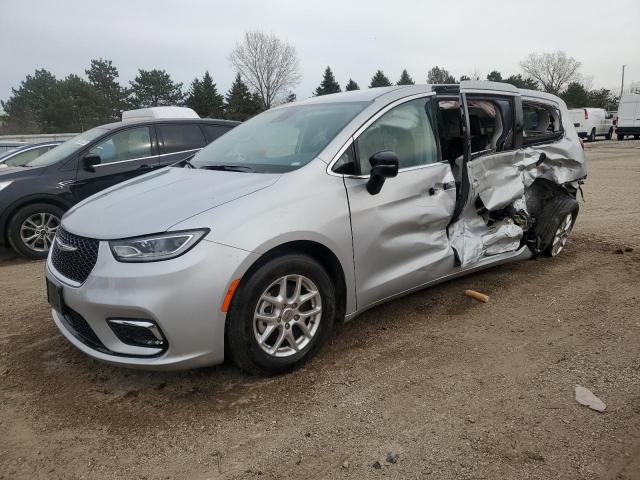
616, 92, 640, 140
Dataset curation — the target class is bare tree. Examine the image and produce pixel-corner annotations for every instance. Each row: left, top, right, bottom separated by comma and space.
520, 51, 581, 95
229, 30, 301, 109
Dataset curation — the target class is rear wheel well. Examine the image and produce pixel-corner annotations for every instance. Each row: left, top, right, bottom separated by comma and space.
244, 241, 348, 321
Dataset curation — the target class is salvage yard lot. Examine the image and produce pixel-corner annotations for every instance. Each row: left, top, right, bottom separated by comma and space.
1, 140, 639, 480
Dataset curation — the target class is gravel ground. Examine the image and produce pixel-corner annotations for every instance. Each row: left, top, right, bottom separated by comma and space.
1, 140, 639, 480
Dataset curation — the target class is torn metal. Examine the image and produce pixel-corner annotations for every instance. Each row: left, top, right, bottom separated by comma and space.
447, 90, 586, 268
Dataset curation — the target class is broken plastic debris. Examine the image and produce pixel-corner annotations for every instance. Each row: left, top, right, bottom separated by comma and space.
575, 385, 606, 412
465, 289, 490, 303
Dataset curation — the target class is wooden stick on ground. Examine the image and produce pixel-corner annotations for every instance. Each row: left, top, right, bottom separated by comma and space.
465, 289, 490, 303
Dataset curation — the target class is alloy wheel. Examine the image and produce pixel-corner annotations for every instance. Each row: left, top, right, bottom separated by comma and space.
550, 213, 573, 257
253, 274, 322, 357
20, 212, 60, 253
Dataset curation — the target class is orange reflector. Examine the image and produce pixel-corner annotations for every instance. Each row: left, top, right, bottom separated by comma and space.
221, 279, 241, 312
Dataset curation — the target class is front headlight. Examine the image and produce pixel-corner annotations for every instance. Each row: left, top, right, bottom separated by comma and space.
0, 180, 13, 192
109, 229, 209, 262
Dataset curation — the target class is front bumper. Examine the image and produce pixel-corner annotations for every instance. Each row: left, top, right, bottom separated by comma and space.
46, 238, 258, 370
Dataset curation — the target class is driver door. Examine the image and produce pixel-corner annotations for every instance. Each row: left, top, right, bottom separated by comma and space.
74, 125, 159, 201
342, 95, 457, 309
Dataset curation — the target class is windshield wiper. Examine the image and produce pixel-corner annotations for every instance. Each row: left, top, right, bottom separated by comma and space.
200, 164, 255, 172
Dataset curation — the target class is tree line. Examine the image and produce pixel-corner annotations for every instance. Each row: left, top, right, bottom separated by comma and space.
313, 58, 617, 111
0, 35, 619, 135
0, 59, 265, 134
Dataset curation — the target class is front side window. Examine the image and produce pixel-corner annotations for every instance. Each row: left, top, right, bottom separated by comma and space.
356, 98, 438, 175
158, 124, 206, 154
190, 102, 367, 173
88, 127, 152, 165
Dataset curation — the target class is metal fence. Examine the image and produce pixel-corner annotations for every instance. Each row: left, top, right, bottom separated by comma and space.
0, 133, 78, 143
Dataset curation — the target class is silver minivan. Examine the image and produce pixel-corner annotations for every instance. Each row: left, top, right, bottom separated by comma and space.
45, 82, 586, 374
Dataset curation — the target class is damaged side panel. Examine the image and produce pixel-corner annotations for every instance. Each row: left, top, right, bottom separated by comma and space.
448, 92, 586, 268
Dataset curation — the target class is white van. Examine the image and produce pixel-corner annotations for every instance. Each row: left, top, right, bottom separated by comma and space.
569, 108, 614, 141
616, 93, 640, 140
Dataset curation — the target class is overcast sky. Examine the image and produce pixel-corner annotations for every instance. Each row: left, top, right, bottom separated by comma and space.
1, 0, 639, 103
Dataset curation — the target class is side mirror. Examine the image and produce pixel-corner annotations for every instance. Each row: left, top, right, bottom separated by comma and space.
82, 154, 101, 172
366, 150, 399, 195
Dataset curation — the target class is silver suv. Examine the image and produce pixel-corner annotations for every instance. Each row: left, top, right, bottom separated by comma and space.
45, 82, 586, 374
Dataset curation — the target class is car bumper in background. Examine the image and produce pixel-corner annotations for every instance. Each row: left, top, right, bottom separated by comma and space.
46, 238, 258, 370
616, 127, 640, 135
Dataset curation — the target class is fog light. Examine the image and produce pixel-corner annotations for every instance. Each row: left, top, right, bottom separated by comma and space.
107, 319, 166, 348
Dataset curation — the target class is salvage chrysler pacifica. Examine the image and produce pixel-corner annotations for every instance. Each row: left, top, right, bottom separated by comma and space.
45, 82, 587, 374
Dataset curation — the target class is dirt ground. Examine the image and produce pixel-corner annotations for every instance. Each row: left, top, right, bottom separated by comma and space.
1, 140, 639, 480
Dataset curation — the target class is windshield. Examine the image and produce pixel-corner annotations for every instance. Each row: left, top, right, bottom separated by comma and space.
190, 102, 367, 173
24, 128, 108, 167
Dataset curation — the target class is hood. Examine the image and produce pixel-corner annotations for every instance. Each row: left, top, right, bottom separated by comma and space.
0, 166, 42, 179
62, 167, 281, 239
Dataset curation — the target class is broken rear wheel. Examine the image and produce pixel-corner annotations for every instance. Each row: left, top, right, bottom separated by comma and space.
530, 195, 578, 258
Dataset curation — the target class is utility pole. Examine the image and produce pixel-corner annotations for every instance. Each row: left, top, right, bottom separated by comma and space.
620, 65, 626, 98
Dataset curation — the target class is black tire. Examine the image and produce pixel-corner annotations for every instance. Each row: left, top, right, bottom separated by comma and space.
226, 254, 336, 375
588, 128, 596, 142
634, 135, 640, 140
7, 203, 64, 260
617, 133, 625, 141
605, 128, 613, 140
532, 196, 578, 257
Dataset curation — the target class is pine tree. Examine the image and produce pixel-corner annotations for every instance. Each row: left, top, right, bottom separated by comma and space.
504, 74, 538, 90
2, 69, 62, 134
225, 73, 262, 121
345, 79, 360, 91
85, 58, 129, 123
427, 66, 456, 84
396, 69, 415, 85
185, 71, 224, 118
129, 69, 183, 107
314, 66, 341, 96
486, 70, 503, 82
369, 70, 392, 88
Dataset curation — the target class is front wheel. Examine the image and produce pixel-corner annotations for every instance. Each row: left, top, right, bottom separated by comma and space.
226, 254, 336, 375
7, 203, 63, 259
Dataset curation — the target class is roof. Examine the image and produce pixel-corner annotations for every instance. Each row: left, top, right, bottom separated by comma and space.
98, 117, 240, 131
293, 86, 407, 106
289, 82, 566, 109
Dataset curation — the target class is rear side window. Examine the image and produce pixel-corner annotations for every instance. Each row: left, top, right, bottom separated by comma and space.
202, 124, 233, 143
158, 124, 206, 154
522, 101, 563, 145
